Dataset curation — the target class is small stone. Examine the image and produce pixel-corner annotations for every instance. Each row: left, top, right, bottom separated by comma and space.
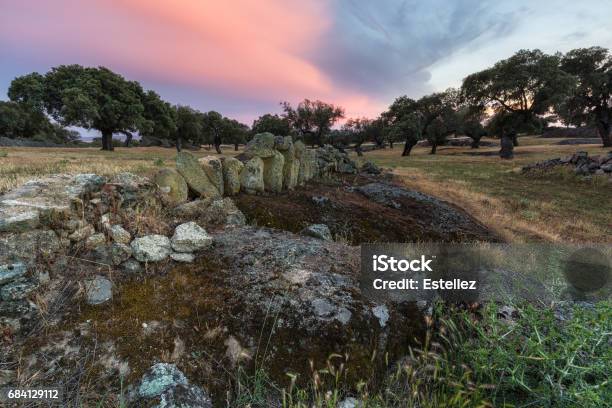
84, 275, 112, 305
171, 222, 213, 253
110, 225, 131, 244
372, 305, 389, 328
0, 279, 37, 301
300, 224, 333, 241
170, 252, 195, 263
121, 259, 143, 274
137, 363, 188, 399
131, 235, 172, 262
69, 223, 95, 241
111, 243, 133, 265
86, 233, 106, 248
0, 262, 27, 285
338, 397, 362, 408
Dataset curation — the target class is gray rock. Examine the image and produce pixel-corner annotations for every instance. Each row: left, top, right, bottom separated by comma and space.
199, 156, 224, 196
84, 275, 112, 305
85, 233, 106, 248
221, 157, 243, 196
0, 279, 37, 301
0, 230, 62, 265
243, 132, 276, 158
111, 243, 133, 266
110, 224, 131, 244
240, 157, 265, 194
0, 262, 27, 285
121, 259, 143, 274
372, 305, 389, 328
157, 384, 212, 408
0, 174, 105, 233
171, 222, 213, 253
69, 224, 95, 241
173, 198, 245, 227
311, 196, 330, 206
137, 363, 188, 399
0, 299, 37, 317
301, 224, 333, 241
361, 161, 382, 175
601, 163, 612, 173
176, 151, 220, 198
262, 150, 285, 193
170, 252, 196, 263
154, 168, 189, 205
131, 235, 173, 262
338, 397, 362, 408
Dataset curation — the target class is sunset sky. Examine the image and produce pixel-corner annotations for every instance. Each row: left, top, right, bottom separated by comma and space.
1, 0, 611, 132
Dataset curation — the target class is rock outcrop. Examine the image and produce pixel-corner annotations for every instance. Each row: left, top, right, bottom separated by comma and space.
522, 151, 612, 176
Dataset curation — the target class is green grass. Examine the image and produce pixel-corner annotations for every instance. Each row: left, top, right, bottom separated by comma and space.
230, 302, 612, 408
354, 138, 612, 242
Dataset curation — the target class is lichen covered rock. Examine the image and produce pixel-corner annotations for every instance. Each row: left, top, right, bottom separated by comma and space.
131, 235, 172, 262
221, 157, 243, 196
171, 222, 213, 253
240, 157, 265, 194
154, 168, 189, 205
199, 156, 224, 196
262, 150, 285, 193
176, 151, 220, 198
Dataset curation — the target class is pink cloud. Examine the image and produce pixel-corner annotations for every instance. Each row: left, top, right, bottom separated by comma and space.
0, 0, 384, 120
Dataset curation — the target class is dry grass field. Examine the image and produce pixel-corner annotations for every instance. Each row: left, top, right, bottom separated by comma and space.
1, 136, 610, 243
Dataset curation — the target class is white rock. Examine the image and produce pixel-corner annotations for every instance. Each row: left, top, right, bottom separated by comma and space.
131, 235, 172, 262
170, 252, 195, 263
171, 222, 213, 253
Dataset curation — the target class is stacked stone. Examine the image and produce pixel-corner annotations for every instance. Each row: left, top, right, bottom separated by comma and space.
521, 151, 612, 175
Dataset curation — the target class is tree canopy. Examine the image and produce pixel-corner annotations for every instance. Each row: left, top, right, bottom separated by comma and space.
251, 113, 292, 136
281, 99, 344, 147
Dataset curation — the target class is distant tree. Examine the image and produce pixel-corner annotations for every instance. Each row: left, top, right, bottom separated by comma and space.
340, 118, 372, 156
0, 101, 31, 138
560, 47, 611, 147
9, 65, 150, 151
201, 111, 226, 153
251, 113, 291, 136
281, 99, 344, 147
223, 119, 250, 151
138, 90, 176, 148
462, 49, 573, 145
388, 112, 423, 156
457, 106, 487, 148
173, 105, 202, 151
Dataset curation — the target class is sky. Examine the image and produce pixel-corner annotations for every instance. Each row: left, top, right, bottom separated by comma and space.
1, 0, 611, 136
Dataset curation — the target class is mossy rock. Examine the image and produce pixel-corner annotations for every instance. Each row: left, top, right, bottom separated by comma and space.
176, 152, 220, 198
153, 168, 188, 205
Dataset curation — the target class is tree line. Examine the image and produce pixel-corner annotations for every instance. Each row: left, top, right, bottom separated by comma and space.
2, 46, 610, 152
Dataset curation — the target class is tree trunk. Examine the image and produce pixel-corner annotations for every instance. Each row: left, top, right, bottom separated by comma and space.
234, 143, 239, 151
355, 144, 363, 157
470, 137, 480, 148
124, 132, 133, 147
512, 134, 519, 146
101, 130, 114, 151
402, 141, 415, 156
214, 133, 222, 154
175, 137, 182, 152
596, 120, 611, 147
430, 143, 437, 155
389, 140, 394, 149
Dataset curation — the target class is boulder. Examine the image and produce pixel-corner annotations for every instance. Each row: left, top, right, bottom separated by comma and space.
221, 157, 243, 196
0, 174, 105, 232
240, 157, 265, 194
262, 150, 285, 193
280, 140, 299, 190
131, 235, 172, 262
300, 224, 333, 241
243, 132, 276, 158
274, 135, 293, 151
84, 275, 112, 305
176, 152, 220, 198
298, 149, 317, 185
199, 156, 224, 196
153, 168, 189, 205
110, 225, 131, 244
171, 222, 213, 253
